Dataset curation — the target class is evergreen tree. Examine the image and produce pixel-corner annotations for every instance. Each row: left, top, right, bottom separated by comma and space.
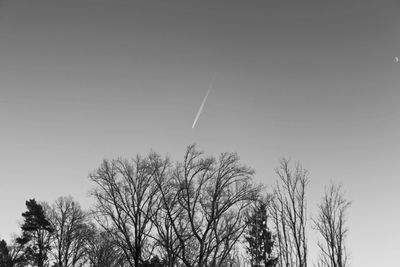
0, 238, 27, 267
0, 239, 12, 267
245, 200, 277, 267
16, 199, 53, 267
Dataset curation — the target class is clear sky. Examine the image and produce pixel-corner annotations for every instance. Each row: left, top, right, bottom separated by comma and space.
0, 0, 399, 266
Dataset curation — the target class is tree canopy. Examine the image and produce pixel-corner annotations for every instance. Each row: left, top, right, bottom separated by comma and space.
0, 145, 351, 267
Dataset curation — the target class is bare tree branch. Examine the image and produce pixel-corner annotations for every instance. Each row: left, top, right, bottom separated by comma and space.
270, 159, 309, 267
312, 183, 351, 267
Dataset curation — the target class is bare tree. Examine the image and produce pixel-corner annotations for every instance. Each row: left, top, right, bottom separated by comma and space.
147, 153, 186, 267
312, 183, 351, 267
85, 226, 127, 267
89, 156, 159, 267
46, 196, 90, 267
270, 159, 308, 267
152, 145, 260, 267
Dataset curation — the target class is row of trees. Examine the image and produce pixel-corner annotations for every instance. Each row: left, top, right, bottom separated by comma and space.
0, 145, 351, 267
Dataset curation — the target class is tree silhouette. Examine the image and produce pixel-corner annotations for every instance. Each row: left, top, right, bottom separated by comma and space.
89, 157, 160, 267
46, 196, 90, 267
86, 226, 127, 267
270, 159, 308, 267
0, 239, 12, 267
16, 199, 53, 267
245, 197, 278, 267
0, 238, 26, 267
313, 183, 351, 267
152, 145, 261, 266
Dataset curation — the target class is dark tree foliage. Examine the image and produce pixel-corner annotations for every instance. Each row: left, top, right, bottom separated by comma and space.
0, 238, 26, 267
141, 256, 165, 267
16, 199, 53, 267
245, 199, 278, 267
0, 239, 12, 267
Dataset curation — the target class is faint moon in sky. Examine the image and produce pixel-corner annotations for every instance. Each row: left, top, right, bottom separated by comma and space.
395, 57, 399, 63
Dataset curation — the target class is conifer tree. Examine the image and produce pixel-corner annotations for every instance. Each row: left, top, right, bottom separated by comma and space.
0, 239, 12, 267
245, 200, 277, 267
16, 199, 53, 267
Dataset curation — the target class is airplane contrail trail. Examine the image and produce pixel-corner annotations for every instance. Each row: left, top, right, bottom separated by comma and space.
192, 75, 216, 129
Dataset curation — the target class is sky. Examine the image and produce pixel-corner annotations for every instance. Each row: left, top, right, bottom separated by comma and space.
0, 0, 399, 265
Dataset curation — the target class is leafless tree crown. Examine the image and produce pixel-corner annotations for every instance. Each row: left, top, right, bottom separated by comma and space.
270, 158, 309, 267
313, 183, 351, 267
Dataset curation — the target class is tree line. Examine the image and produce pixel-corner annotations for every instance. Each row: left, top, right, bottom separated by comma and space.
0, 145, 351, 267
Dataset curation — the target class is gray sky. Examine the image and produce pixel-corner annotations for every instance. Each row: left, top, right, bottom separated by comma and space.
0, 0, 399, 265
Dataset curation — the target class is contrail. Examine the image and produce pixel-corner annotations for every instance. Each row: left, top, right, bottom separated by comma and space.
192, 75, 216, 129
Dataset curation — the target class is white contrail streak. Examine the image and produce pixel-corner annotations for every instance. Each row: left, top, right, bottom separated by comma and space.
192, 90, 210, 128
192, 75, 216, 129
